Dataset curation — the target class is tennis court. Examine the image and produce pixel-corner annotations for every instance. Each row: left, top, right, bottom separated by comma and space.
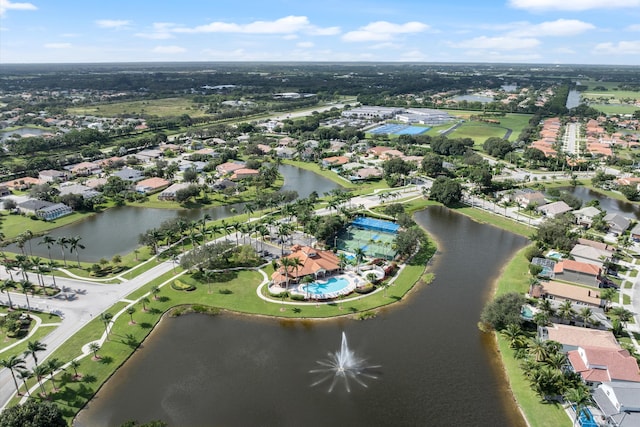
336, 221, 398, 260
352, 216, 400, 233
368, 123, 430, 135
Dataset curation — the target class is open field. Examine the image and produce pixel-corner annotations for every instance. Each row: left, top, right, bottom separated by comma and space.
590, 104, 639, 115
448, 122, 508, 145
68, 97, 209, 118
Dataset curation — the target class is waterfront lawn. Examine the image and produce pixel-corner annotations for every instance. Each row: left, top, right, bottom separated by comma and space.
453, 205, 535, 238
0, 211, 94, 240
496, 335, 571, 427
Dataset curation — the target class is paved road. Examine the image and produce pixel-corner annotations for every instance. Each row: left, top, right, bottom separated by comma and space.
0, 258, 175, 409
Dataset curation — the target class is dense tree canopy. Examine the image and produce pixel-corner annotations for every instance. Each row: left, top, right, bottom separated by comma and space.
0, 400, 66, 427
480, 292, 526, 331
429, 177, 463, 206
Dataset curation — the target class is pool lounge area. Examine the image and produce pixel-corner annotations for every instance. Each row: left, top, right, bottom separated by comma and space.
295, 272, 360, 300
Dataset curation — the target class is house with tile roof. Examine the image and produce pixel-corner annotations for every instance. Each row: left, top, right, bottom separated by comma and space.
604, 213, 631, 236
553, 259, 602, 287
530, 281, 605, 308
230, 168, 260, 180
1, 177, 42, 191
271, 245, 340, 286
568, 346, 640, 387
539, 323, 620, 352
572, 206, 602, 228
158, 183, 191, 201
216, 162, 246, 176
135, 177, 170, 194
569, 244, 612, 268
322, 156, 350, 167
537, 200, 573, 217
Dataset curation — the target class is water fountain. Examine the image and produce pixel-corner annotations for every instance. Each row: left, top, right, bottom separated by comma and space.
310, 332, 381, 392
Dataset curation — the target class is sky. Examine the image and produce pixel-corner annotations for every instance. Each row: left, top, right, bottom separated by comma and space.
1, 0, 640, 65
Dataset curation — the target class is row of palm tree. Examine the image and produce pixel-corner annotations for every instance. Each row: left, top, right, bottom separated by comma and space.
500, 323, 593, 423
0, 339, 92, 398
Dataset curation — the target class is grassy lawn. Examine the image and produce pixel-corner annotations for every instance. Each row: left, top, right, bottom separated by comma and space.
282, 160, 357, 189
446, 122, 508, 146
623, 294, 631, 305
67, 97, 209, 118
452, 206, 535, 238
0, 211, 95, 240
591, 104, 640, 115
496, 336, 571, 427
0, 325, 58, 360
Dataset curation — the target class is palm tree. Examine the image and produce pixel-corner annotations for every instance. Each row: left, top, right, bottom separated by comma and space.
564, 386, 593, 426
140, 296, 150, 311
610, 306, 633, 327
2, 256, 16, 281
354, 247, 366, 274
528, 337, 550, 362
278, 257, 294, 289
39, 236, 57, 263
69, 359, 81, 379
151, 285, 160, 300
199, 214, 211, 242
17, 369, 32, 396
243, 202, 255, 224
24, 340, 47, 366
203, 270, 216, 294
46, 358, 63, 390
578, 307, 593, 327
47, 261, 58, 289
537, 298, 555, 317
56, 237, 70, 267
20, 280, 34, 311
23, 230, 34, 256
0, 355, 26, 394
15, 255, 31, 281
0, 279, 17, 309
30, 257, 44, 288
558, 300, 576, 324
89, 342, 101, 359
338, 253, 348, 272
232, 222, 242, 248
68, 236, 85, 268
100, 312, 113, 337
545, 352, 567, 370
126, 306, 136, 324
501, 324, 526, 349
32, 364, 49, 397
533, 311, 550, 328
289, 257, 304, 283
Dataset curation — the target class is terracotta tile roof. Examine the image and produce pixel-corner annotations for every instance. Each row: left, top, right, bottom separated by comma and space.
568, 346, 640, 383
538, 280, 603, 306
544, 324, 620, 350
271, 246, 340, 284
136, 177, 169, 189
554, 259, 601, 276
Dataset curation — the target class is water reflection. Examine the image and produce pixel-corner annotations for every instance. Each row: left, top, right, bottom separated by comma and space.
75, 206, 528, 427
8, 165, 340, 261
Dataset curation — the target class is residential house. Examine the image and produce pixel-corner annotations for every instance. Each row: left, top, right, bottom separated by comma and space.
514, 189, 547, 208
211, 179, 237, 191
1, 177, 42, 191
274, 147, 296, 159
257, 144, 272, 154
537, 201, 573, 217
530, 281, 605, 308
368, 146, 393, 157
592, 382, 640, 426
58, 184, 100, 199
0, 186, 11, 197
231, 168, 260, 180
569, 244, 612, 268
322, 156, 350, 167
67, 161, 102, 176
113, 167, 144, 182
84, 177, 108, 189
135, 177, 170, 194
567, 346, 640, 387
604, 213, 631, 235
379, 149, 405, 161
271, 245, 340, 286
158, 183, 191, 201
17, 199, 72, 221
553, 259, 602, 287
352, 168, 383, 181
216, 162, 246, 176
539, 323, 620, 353
577, 238, 616, 253
572, 206, 602, 228
38, 169, 69, 183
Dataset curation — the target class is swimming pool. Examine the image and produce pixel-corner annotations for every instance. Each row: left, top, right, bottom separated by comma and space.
301, 276, 354, 299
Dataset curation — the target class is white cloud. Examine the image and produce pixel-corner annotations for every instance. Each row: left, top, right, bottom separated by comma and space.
152, 45, 186, 54
296, 41, 314, 48
452, 36, 540, 50
174, 15, 336, 36
44, 43, 72, 49
342, 21, 429, 42
368, 42, 403, 50
95, 19, 131, 29
135, 31, 173, 40
626, 24, 640, 31
0, 0, 37, 17
593, 40, 640, 54
283, 34, 298, 40
508, 19, 595, 37
508, 0, 640, 11
553, 47, 577, 54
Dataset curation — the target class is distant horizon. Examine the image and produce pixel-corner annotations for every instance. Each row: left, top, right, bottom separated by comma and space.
1, 0, 639, 65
